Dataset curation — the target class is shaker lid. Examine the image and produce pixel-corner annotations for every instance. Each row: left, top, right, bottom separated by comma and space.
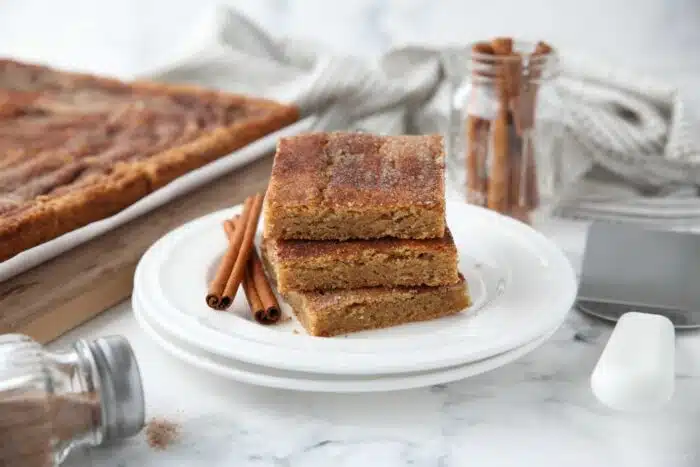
83, 336, 145, 442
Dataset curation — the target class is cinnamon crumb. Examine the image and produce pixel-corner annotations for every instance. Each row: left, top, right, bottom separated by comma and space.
146, 417, 180, 450
292, 329, 299, 334
281, 315, 292, 323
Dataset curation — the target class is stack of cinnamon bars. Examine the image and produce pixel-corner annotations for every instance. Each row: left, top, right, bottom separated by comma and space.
261, 132, 471, 337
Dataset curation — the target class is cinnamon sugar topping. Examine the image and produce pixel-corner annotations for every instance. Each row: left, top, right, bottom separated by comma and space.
0, 58, 298, 261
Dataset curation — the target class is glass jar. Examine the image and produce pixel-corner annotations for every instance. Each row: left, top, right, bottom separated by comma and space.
0, 334, 145, 466
447, 38, 561, 224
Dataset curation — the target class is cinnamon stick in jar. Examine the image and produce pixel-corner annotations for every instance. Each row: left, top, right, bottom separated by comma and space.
488, 105, 510, 213
466, 118, 490, 206
486, 37, 521, 214
466, 41, 495, 206
512, 41, 552, 210
506, 112, 525, 212
490, 38, 528, 214
491, 37, 522, 103
512, 41, 552, 134
465, 37, 554, 221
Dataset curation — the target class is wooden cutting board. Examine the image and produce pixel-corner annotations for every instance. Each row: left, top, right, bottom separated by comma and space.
0, 154, 275, 344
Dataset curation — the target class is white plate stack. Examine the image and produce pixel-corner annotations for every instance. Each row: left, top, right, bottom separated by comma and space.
132, 201, 577, 392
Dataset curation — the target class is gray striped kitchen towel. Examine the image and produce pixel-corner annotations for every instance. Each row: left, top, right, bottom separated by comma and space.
144, 6, 700, 226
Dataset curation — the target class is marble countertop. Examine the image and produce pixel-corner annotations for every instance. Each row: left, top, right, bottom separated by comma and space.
1, 0, 697, 464
53, 217, 700, 467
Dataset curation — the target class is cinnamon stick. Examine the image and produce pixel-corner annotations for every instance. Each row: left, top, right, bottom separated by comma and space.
205, 197, 254, 309
466, 41, 495, 206
509, 41, 551, 209
222, 218, 236, 241
507, 112, 524, 208
223, 219, 263, 319
466, 118, 489, 205
487, 105, 510, 213
242, 265, 265, 322
220, 193, 264, 309
491, 37, 521, 102
522, 136, 539, 210
496, 41, 526, 213
250, 255, 281, 324
487, 37, 519, 214
466, 37, 553, 221
490, 37, 513, 56
223, 219, 281, 325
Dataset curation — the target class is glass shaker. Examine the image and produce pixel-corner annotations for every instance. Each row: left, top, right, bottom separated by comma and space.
0, 334, 145, 466
448, 38, 561, 224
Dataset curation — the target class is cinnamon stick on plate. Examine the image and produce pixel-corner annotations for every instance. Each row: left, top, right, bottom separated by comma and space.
223, 219, 281, 325
205, 193, 264, 310
205, 196, 254, 309
220, 193, 264, 309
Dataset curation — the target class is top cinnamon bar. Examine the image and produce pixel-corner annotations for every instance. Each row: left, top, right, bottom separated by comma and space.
0, 59, 298, 262
263, 132, 446, 240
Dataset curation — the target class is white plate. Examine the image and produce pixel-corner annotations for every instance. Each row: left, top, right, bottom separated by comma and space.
133, 287, 559, 393
134, 201, 576, 375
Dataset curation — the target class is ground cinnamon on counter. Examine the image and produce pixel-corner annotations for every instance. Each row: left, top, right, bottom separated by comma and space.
146, 418, 180, 451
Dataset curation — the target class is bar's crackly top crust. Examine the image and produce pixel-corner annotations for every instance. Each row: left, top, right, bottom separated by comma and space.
0, 59, 298, 262
266, 132, 445, 209
264, 228, 456, 261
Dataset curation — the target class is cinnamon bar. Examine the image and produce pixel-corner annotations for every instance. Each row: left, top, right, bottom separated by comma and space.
262, 240, 470, 337
262, 229, 459, 292
284, 278, 470, 337
0, 59, 299, 262
263, 132, 446, 241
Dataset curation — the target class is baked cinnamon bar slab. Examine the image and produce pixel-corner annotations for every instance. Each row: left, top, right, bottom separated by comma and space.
0, 59, 299, 262
261, 243, 470, 337
263, 132, 446, 241
262, 228, 459, 292
286, 279, 470, 337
